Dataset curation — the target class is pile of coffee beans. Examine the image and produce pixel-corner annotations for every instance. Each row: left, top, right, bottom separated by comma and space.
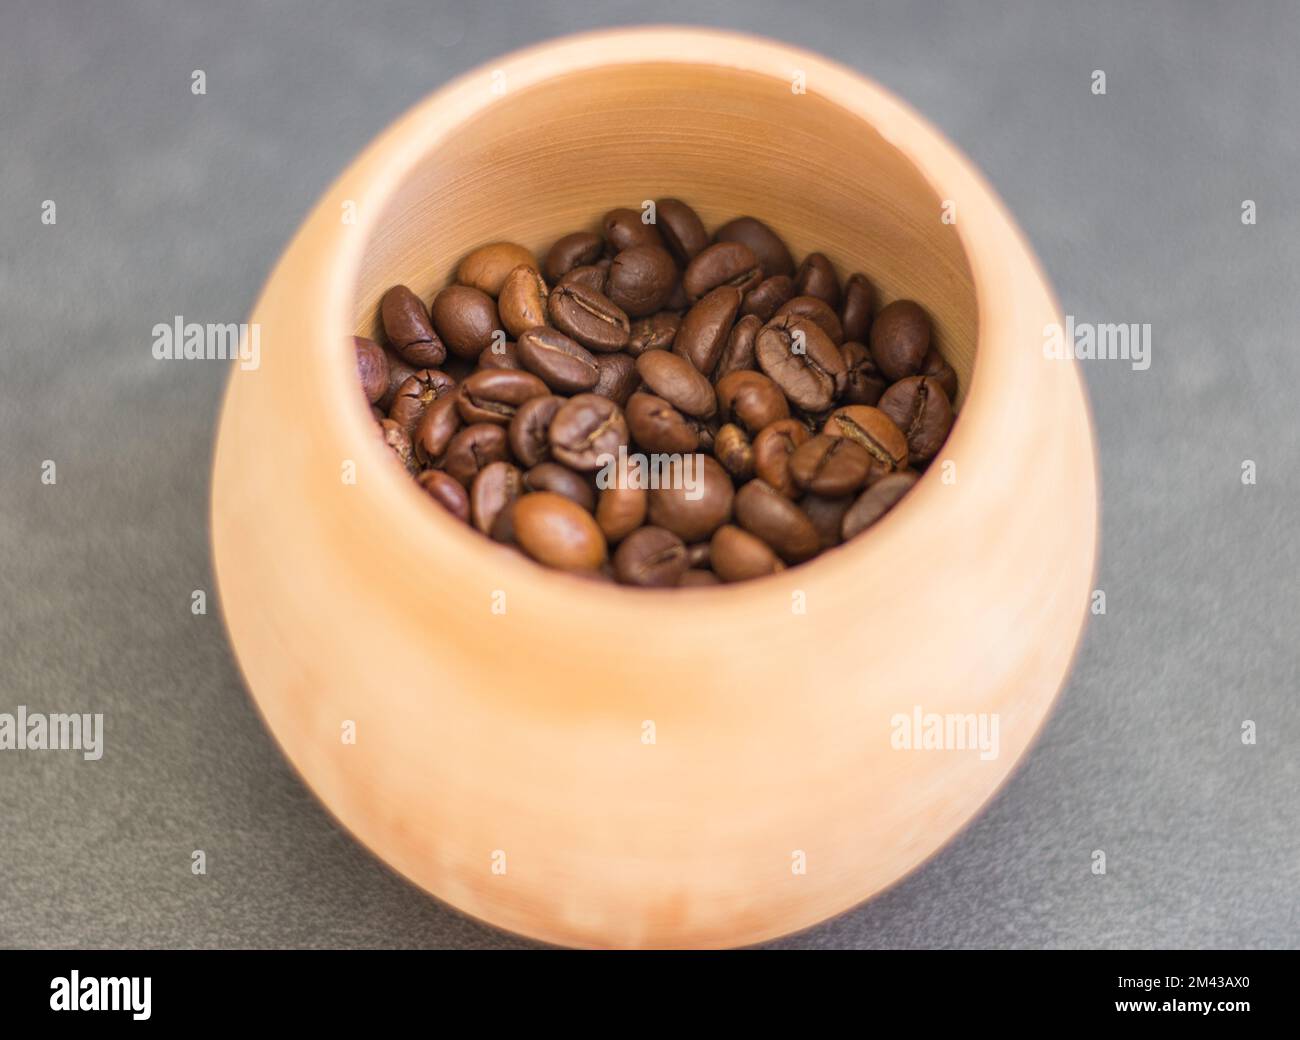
354, 201, 958, 586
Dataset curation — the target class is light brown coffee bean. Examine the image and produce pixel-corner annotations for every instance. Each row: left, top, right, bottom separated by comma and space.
513, 491, 607, 572
715, 370, 789, 435
711, 524, 783, 582
682, 241, 762, 301
417, 468, 470, 523
842, 471, 919, 539
646, 455, 734, 542
595, 485, 647, 543
787, 434, 872, 496
755, 314, 846, 412
431, 285, 501, 360
751, 419, 811, 498
626, 392, 699, 454
523, 462, 596, 511
636, 350, 717, 419
823, 404, 908, 479
470, 461, 523, 534
548, 282, 631, 352
733, 479, 820, 563
457, 242, 537, 297
713, 423, 755, 481
497, 265, 549, 338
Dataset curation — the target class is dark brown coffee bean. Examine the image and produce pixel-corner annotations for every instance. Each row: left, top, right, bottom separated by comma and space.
711, 524, 783, 582
691, 415, 720, 453
686, 542, 711, 569
733, 480, 820, 563
470, 461, 523, 534
823, 405, 908, 479
842, 471, 919, 539
516, 327, 599, 394
413, 394, 462, 466
355, 336, 389, 404
674, 286, 742, 377
417, 468, 470, 523
602, 207, 663, 252
664, 278, 690, 312
380, 286, 447, 367
877, 375, 954, 465
591, 352, 639, 407
377, 348, 416, 412
513, 491, 607, 572
379, 418, 418, 474
794, 252, 841, 308
476, 340, 521, 371
444, 423, 508, 485
524, 462, 595, 511
557, 262, 610, 294
548, 282, 630, 352
919, 347, 959, 402
508, 394, 564, 467
800, 493, 853, 549
431, 285, 501, 360
646, 455, 733, 543
774, 295, 844, 345
714, 216, 794, 277
755, 314, 846, 412
595, 486, 646, 543
655, 198, 709, 265
606, 245, 677, 318
682, 242, 762, 301
741, 275, 795, 322
870, 299, 931, 381
544, 231, 604, 283
626, 392, 699, 454
612, 525, 688, 587
713, 423, 755, 481
388, 368, 456, 436
752, 419, 811, 498
497, 265, 549, 339
678, 568, 721, 586
713, 314, 761, 382
788, 434, 872, 496
627, 311, 680, 357
635, 350, 717, 419
715, 370, 790, 435
455, 368, 548, 425
841, 341, 887, 405
840, 273, 874, 343
549, 393, 628, 471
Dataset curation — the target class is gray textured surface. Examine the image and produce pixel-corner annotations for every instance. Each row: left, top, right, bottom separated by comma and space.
1, 0, 1297, 949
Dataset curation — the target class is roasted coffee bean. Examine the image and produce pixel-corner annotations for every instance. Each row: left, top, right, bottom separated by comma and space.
626, 392, 699, 454
613, 525, 688, 587
443, 422, 509, 485
692, 415, 720, 453
476, 340, 521, 371
516, 326, 599, 394
355, 336, 390, 404
431, 285, 501, 360
755, 314, 846, 412
646, 455, 734, 543
523, 462, 596, 511
686, 542, 711, 569
549, 393, 628, 471
544, 231, 604, 283
774, 295, 844, 345
788, 434, 872, 496
513, 491, 607, 572
595, 485, 647, 543
379, 418, 418, 474
714, 314, 761, 382
591, 352, 639, 407
455, 368, 548, 425
870, 299, 931, 381
919, 347, 959, 402
508, 394, 564, 467
664, 278, 690, 312
794, 252, 841, 309
606, 245, 677, 318
711, 524, 783, 582
389, 368, 457, 436
635, 350, 717, 419
602, 208, 663, 252
841, 341, 887, 405
457, 242, 537, 297
823, 405, 908, 479
413, 394, 462, 466
741, 275, 795, 322
842, 471, 919, 539
678, 568, 721, 586
656, 198, 709, 265
733, 479, 820, 563
557, 262, 610, 293
417, 468, 471, 523
380, 286, 447, 367
627, 311, 680, 357
497, 265, 549, 338
548, 282, 631, 352
682, 242, 762, 301
752, 418, 811, 498
470, 461, 523, 534
715, 370, 789, 435
378, 348, 416, 412
800, 493, 853, 549
714, 423, 755, 481
840, 273, 874, 343
714, 216, 794, 277
674, 286, 742, 377
877, 375, 954, 465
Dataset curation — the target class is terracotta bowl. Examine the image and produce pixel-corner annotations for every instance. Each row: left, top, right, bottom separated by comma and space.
211, 27, 1097, 948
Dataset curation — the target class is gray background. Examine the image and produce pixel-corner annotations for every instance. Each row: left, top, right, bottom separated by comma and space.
1, 0, 1296, 949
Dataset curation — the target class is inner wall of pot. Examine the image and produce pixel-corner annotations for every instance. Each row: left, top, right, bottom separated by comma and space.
353, 63, 977, 403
